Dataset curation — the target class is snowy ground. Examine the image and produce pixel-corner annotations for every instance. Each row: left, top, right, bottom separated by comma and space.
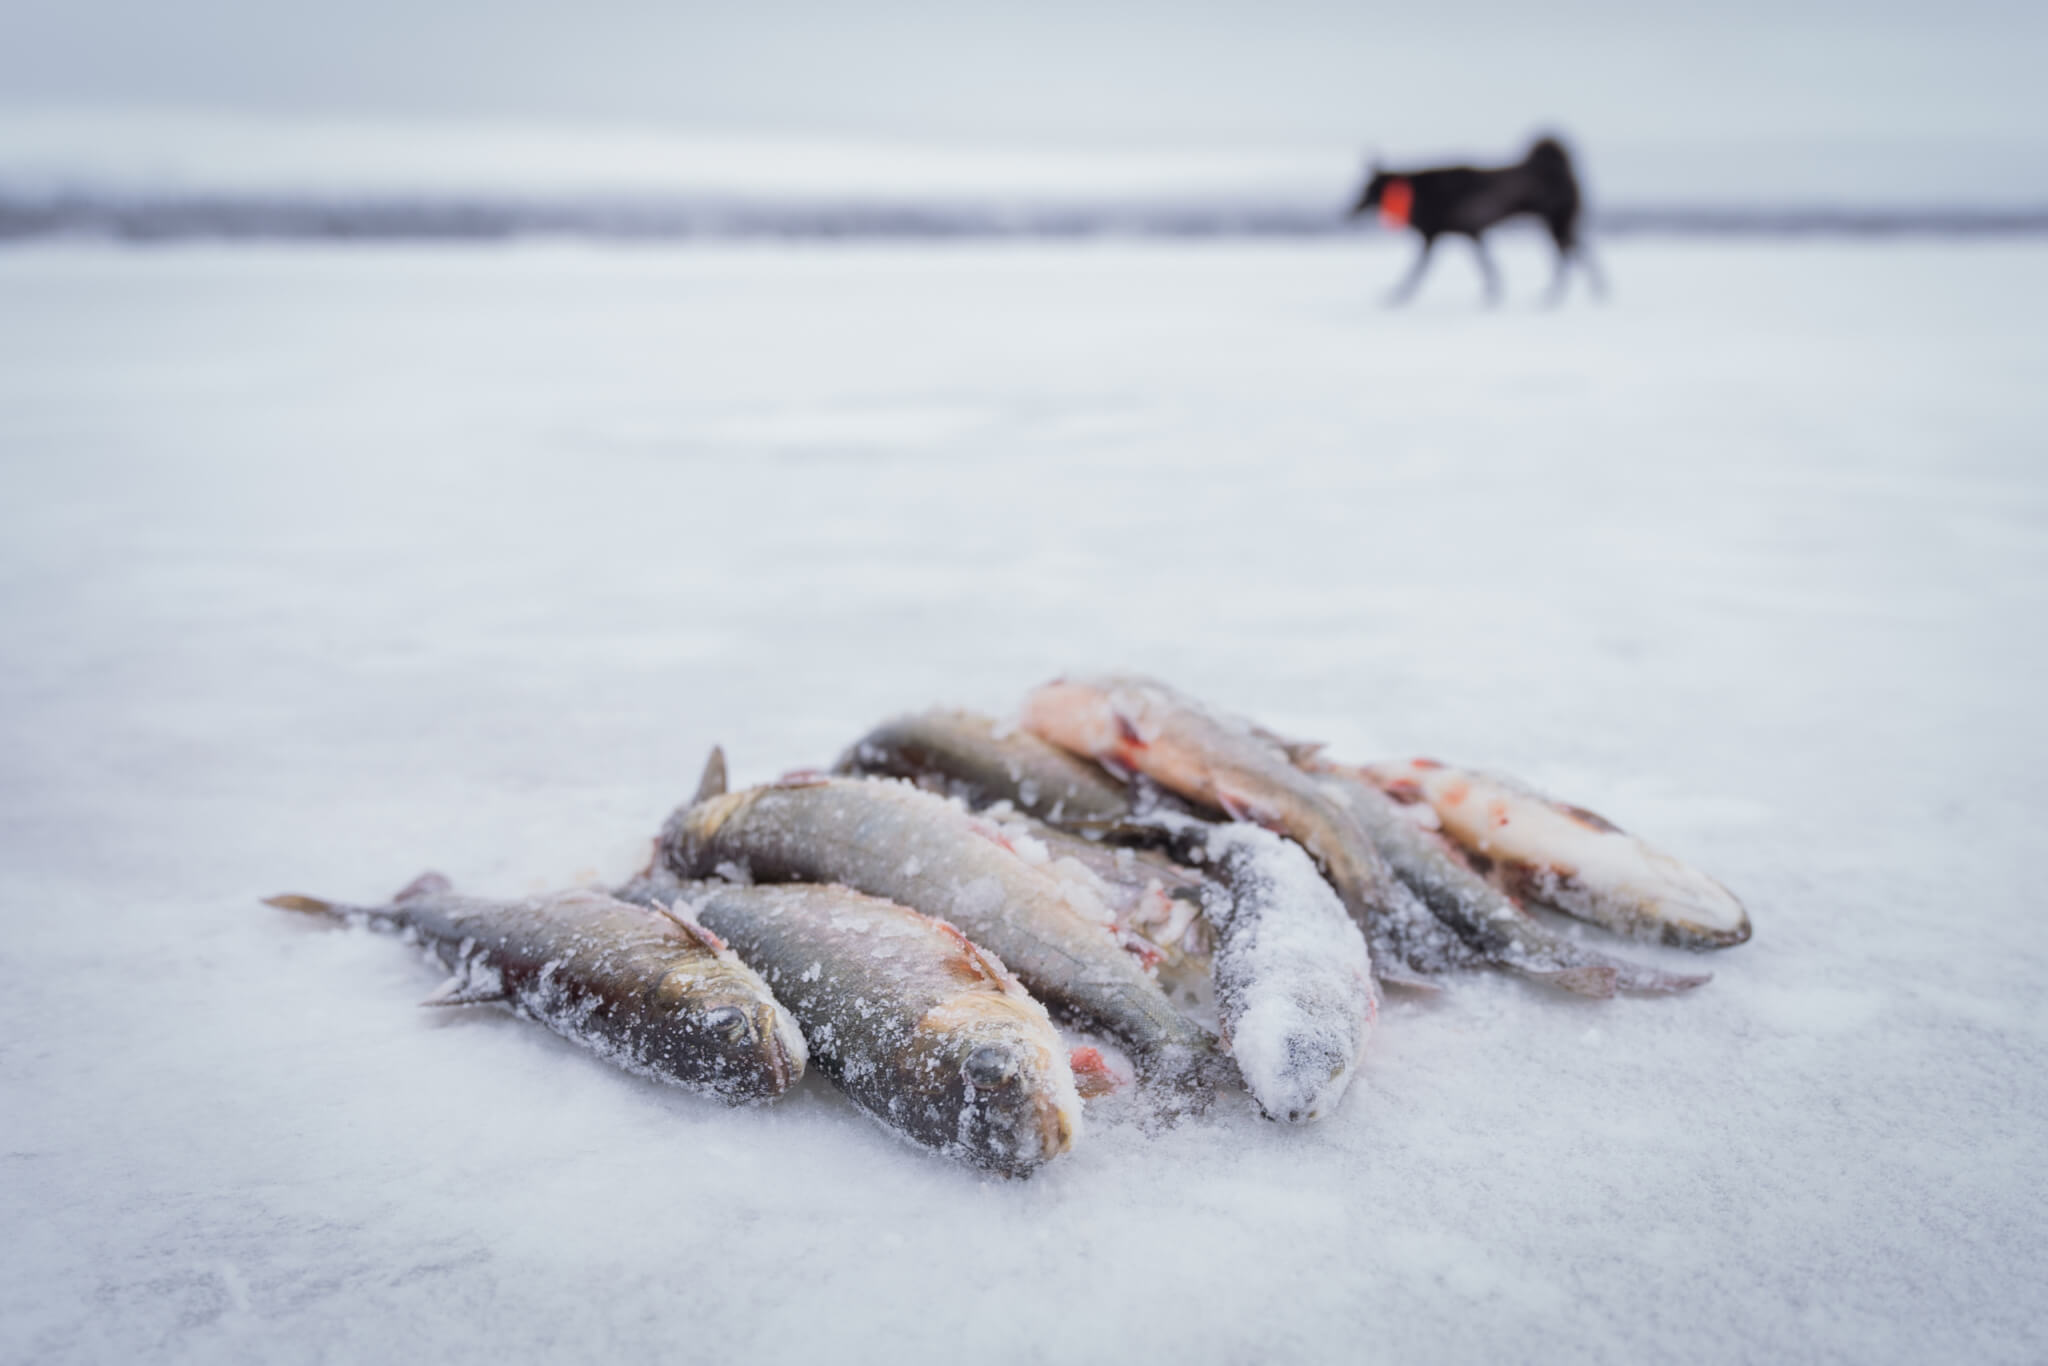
2, 236, 2043, 1363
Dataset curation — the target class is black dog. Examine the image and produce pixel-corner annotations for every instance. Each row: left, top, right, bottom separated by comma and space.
1351, 136, 1603, 305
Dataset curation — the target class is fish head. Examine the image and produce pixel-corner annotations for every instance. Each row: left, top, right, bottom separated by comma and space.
910, 993, 1082, 1178
658, 790, 756, 879
651, 959, 809, 1102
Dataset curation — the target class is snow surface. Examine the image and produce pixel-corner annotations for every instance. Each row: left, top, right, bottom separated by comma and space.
2, 237, 2045, 1362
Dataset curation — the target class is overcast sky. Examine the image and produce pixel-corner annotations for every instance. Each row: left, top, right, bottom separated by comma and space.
2, 0, 2043, 197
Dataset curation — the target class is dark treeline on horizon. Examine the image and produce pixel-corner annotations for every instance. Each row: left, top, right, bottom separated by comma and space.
5, 191, 2047, 243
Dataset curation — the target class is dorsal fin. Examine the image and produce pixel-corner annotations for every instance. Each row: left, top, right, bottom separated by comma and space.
395, 871, 452, 902
693, 747, 728, 804
655, 899, 729, 955
420, 976, 508, 1007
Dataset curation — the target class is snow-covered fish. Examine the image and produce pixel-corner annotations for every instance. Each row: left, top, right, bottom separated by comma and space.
658, 767, 1225, 1093
617, 868, 1081, 1176
1189, 822, 1376, 1122
1361, 758, 1753, 950
836, 707, 1139, 828
1310, 762, 1710, 995
1020, 675, 1469, 987
263, 874, 807, 1102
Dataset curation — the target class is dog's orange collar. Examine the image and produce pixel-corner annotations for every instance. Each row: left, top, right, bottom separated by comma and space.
1380, 178, 1413, 229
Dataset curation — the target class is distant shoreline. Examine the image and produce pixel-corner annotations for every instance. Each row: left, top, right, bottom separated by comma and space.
5, 192, 2046, 243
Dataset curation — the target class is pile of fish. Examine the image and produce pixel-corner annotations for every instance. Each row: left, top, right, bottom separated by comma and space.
268, 675, 1752, 1178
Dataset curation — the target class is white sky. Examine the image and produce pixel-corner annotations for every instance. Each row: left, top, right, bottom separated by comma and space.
2, 0, 2043, 199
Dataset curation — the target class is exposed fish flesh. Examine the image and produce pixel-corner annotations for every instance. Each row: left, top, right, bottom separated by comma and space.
658, 766, 1225, 1092
978, 806, 1218, 1001
1361, 758, 1753, 950
1021, 675, 1470, 986
618, 866, 1080, 1176
263, 874, 806, 1102
1310, 762, 1710, 995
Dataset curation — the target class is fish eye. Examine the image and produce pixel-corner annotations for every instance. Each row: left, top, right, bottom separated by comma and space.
703, 1006, 752, 1043
962, 1045, 1018, 1089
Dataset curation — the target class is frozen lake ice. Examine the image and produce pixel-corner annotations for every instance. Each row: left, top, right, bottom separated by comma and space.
2, 237, 2043, 1362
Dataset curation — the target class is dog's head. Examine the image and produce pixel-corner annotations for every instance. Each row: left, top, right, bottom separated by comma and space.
1351, 162, 1413, 228
1349, 160, 1391, 217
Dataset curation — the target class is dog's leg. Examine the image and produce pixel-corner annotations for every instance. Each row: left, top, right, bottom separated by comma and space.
1577, 242, 1609, 301
1542, 218, 1576, 306
1471, 235, 1502, 306
1545, 245, 1572, 307
1386, 234, 1436, 306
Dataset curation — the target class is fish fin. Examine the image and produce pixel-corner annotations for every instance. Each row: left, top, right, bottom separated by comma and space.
264, 892, 398, 923
420, 977, 508, 1007
1612, 963, 1712, 995
693, 747, 728, 804
1556, 801, 1624, 835
394, 871, 452, 901
1112, 709, 1148, 748
1372, 962, 1444, 993
655, 900, 730, 955
926, 916, 1014, 988
1250, 723, 1326, 765
263, 893, 344, 918
1512, 963, 1619, 999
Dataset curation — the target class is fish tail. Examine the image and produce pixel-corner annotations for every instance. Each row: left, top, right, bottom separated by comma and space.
1613, 962, 1712, 995
262, 893, 349, 918
1508, 961, 1619, 999
262, 877, 435, 922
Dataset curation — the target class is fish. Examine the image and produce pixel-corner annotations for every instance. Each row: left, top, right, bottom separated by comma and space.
1309, 762, 1710, 995
989, 802, 1376, 1119
1184, 820, 1377, 1122
1360, 758, 1753, 950
657, 759, 1226, 1094
977, 805, 1219, 1001
616, 865, 1081, 1176
836, 713, 1216, 989
263, 873, 806, 1102
1020, 675, 1473, 987
835, 708, 1140, 828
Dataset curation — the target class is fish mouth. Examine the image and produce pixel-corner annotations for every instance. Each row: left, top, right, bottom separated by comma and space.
688, 994, 805, 1100
757, 1002, 806, 1093
1035, 1090, 1079, 1160
956, 1045, 1080, 1176
1668, 894, 1752, 948
974, 1083, 1076, 1176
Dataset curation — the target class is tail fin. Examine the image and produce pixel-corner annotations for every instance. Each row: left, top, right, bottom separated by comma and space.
262, 872, 446, 921
1513, 962, 1619, 999
263, 893, 349, 918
